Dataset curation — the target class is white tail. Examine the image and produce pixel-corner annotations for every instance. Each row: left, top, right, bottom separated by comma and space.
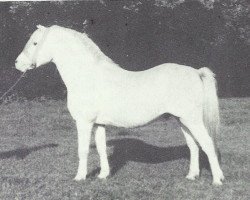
199, 67, 220, 147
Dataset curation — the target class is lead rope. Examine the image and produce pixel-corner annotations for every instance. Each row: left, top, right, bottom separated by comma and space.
0, 71, 27, 102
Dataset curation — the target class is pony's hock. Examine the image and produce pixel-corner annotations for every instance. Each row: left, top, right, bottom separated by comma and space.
15, 25, 224, 185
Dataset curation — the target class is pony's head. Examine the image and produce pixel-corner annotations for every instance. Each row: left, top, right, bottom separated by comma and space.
15, 25, 53, 72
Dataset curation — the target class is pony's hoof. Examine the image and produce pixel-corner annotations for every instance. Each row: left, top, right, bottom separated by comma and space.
98, 172, 109, 179
213, 180, 223, 186
213, 174, 225, 186
186, 172, 199, 180
74, 174, 86, 181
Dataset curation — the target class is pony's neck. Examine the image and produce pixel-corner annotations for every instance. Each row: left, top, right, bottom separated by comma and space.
51, 27, 115, 89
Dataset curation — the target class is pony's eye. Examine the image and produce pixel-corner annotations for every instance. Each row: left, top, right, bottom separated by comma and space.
33, 42, 37, 46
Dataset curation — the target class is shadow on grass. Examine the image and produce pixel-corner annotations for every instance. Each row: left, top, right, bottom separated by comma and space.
90, 138, 210, 177
0, 143, 58, 160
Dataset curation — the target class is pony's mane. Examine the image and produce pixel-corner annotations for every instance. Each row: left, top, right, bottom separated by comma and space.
53, 25, 115, 65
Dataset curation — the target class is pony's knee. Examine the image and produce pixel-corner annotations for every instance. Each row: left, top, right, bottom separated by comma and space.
78, 146, 89, 157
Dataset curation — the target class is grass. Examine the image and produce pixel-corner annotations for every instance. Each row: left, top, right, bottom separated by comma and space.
0, 98, 249, 199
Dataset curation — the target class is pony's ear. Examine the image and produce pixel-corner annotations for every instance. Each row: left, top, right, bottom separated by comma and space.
36, 25, 46, 30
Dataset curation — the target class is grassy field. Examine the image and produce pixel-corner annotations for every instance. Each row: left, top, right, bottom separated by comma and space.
0, 98, 249, 200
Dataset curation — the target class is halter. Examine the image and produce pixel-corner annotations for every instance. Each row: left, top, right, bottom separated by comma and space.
31, 27, 51, 68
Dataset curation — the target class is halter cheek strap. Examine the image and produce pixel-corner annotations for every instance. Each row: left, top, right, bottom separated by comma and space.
31, 27, 51, 68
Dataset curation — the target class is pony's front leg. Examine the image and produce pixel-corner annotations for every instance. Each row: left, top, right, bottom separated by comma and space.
74, 120, 93, 181
95, 125, 110, 179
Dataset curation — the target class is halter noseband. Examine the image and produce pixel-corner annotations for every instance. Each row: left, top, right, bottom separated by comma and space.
31, 27, 51, 68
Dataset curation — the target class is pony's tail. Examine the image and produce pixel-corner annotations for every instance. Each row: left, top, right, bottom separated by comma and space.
198, 67, 220, 151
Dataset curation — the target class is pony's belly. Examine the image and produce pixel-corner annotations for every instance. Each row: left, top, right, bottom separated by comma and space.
95, 115, 157, 128
95, 107, 163, 128
95, 91, 183, 127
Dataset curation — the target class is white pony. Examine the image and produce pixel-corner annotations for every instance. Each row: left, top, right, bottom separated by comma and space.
15, 25, 224, 185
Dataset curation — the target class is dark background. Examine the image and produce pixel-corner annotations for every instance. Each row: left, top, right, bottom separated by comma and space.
0, 0, 249, 99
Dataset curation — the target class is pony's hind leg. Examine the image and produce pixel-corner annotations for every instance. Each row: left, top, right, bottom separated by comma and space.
180, 125, 200, 180
180, 118, 224, 185
95, 125, 110, 179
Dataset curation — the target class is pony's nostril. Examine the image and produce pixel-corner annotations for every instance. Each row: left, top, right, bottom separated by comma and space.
15, 60, 18, 64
